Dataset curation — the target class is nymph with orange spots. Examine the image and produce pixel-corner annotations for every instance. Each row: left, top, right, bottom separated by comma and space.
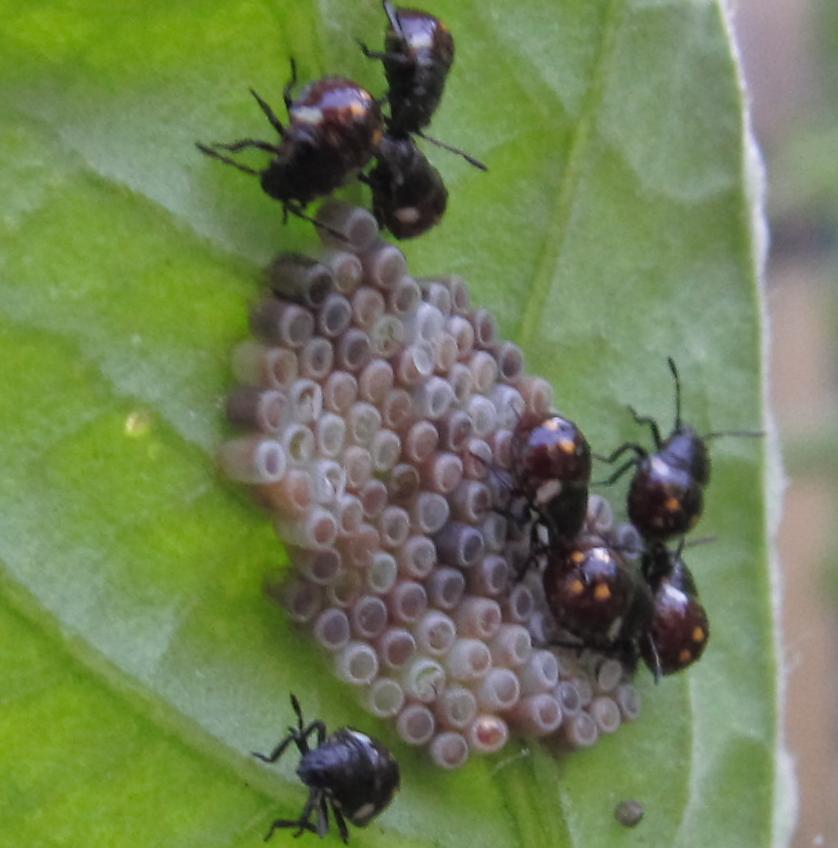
543, 536, 709, 679
597, 358, 710, 542
542, 535, 654, 666
640, 542, 710, 675
511, 412, 592, 542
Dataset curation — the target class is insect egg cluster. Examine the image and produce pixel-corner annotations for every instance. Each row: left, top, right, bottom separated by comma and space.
219, 201, 642, 768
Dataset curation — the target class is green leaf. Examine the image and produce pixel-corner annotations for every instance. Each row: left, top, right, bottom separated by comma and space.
0, 1, 784, 847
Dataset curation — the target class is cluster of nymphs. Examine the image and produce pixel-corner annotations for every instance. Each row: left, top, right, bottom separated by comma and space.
198, 2, 485, 242
219, 201, 643, 777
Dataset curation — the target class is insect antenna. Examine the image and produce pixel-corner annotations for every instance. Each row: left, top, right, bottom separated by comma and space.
666, 356, 682, 431
702, 428, 764, 441
383, 0, 404, 37
415, 129, 488, 171
285, 203, 351, 243
195, 142, 260, 175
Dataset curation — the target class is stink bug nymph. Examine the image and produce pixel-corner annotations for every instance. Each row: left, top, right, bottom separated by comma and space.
360, 2, 454, 133
513, 413, 592, 494
596, 358, 760, 542
543, 536, 709, 680
364, 133, 448, 239
254, 694, 400, 843
511, 412, 592, 543
542, 535, 653, 663
197, 61, 383, 237
639, 543, 710, 676
359, 2, 487, 170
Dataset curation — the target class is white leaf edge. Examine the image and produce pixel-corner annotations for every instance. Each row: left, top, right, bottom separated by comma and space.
721, 2, 797, 846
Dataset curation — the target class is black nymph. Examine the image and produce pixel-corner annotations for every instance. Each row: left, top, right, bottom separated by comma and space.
542, 534, 654, 670
596, 358, 712, 542
639, 542, 710, 676
502, 412, 591, 549
359, 2, 487, 170
365, 133, 448, 239
197, 61, 383, 235
360, 1, 454, 133
254, 694, 400, 843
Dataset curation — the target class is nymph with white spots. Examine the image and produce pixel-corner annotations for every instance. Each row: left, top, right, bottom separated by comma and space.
255, 694, 399, 842
364, 133, 448, 239
197, 61, 383, 235
359, 2, 455, 138
358, 3, 485, 168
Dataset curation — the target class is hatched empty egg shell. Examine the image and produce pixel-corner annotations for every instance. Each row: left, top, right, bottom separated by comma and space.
220, 201, 640, 767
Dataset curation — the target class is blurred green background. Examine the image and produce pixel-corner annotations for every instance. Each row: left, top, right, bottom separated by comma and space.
737, 0, 838, 845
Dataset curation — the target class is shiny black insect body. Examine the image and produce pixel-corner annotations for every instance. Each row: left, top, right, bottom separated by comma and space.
639, 542, 710, 676
496, 415, 653, 664
364, 133, 448, 238
197, 62, 383, 234
359, 2, 486, 170
361, 2, 454, 133
509, 409, 709, 680
542, 534, 656, 671
508, 412, 592, 547
254, 695, 399, 843
597, 358, 718, 542
544, 535, 711, 680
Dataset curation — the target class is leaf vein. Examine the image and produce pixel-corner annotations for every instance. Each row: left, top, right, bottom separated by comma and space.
515, 0, 624, 349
